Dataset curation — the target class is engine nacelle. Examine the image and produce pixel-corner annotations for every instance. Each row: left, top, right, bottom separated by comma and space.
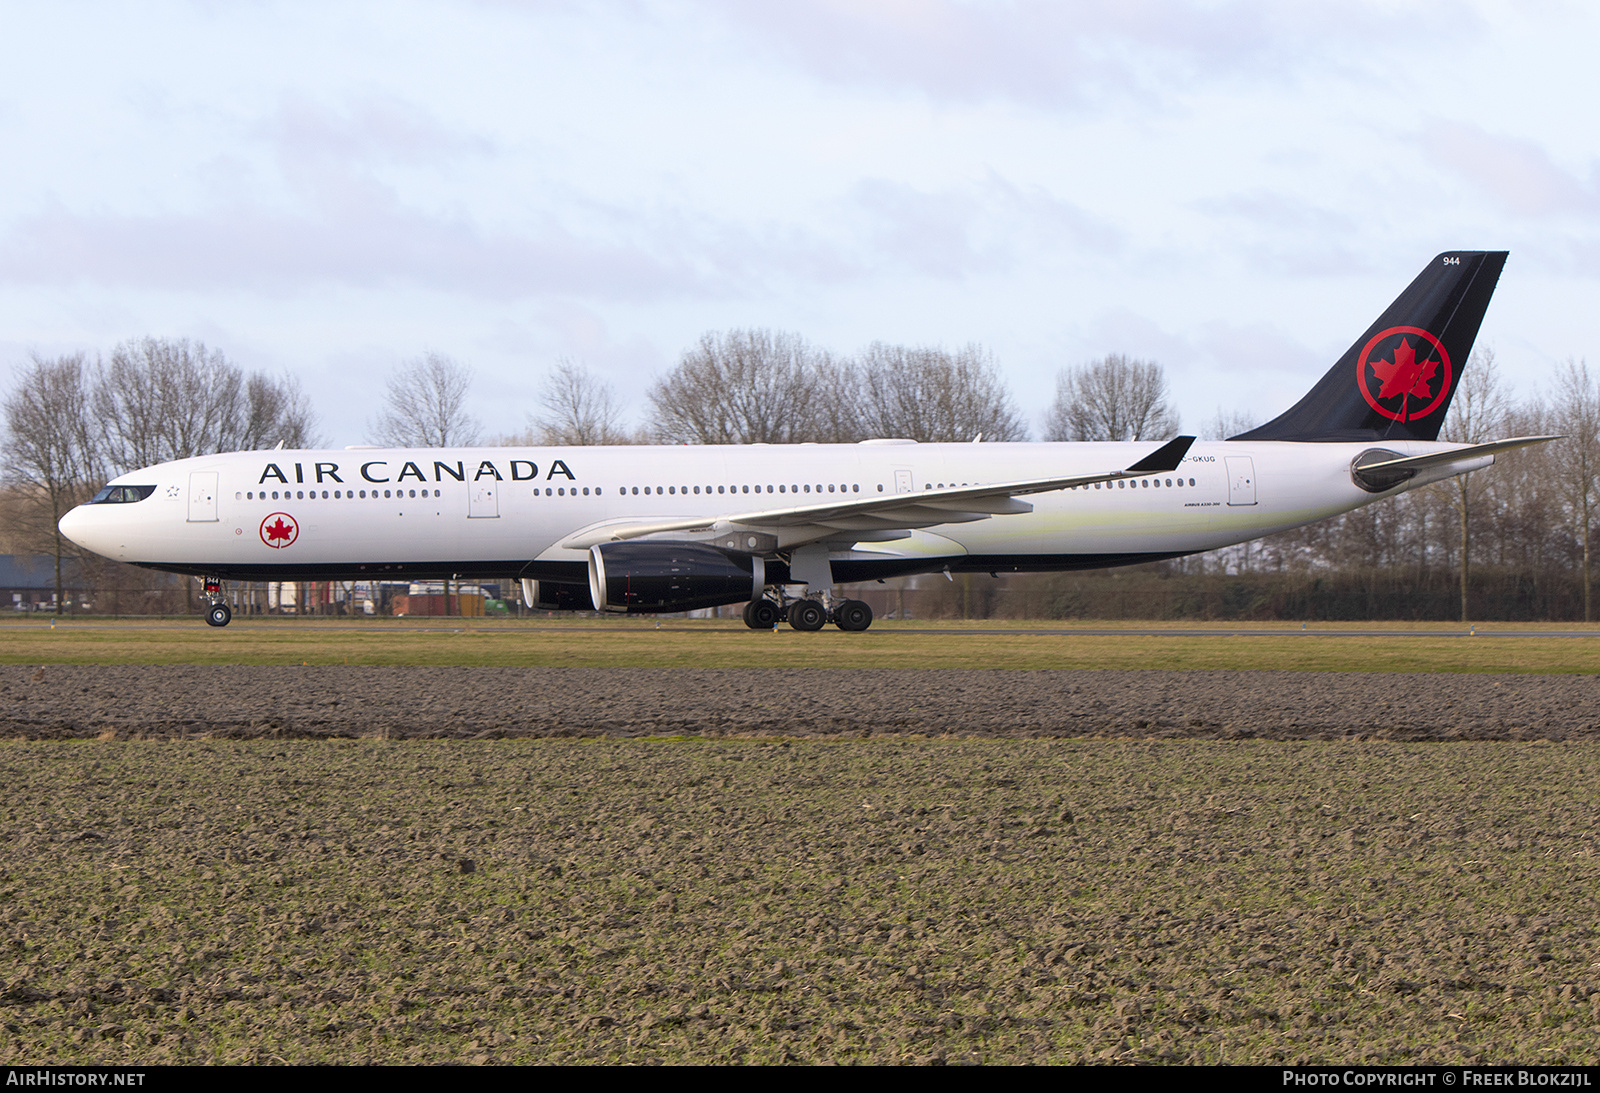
521, 579, 596, 611
588, 541, 765, 614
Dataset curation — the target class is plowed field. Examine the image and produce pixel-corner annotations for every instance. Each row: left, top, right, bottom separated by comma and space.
2, 665, 1598, 1064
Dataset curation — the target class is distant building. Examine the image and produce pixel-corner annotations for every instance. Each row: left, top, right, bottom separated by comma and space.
0, 554, 86, 611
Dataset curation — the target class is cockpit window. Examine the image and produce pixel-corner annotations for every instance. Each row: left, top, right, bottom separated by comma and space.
87, 484, 157, 504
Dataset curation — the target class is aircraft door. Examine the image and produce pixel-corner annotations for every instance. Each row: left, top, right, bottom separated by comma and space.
1225, 456, 1257, 506
187, 472, 218, 522
894, 469, 914, 493
469, 481, 500, 518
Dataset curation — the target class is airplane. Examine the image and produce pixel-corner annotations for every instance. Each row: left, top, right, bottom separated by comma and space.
59, 250, 1554, 632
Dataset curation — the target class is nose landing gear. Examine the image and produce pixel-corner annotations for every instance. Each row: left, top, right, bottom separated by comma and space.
202, 577, 232, 627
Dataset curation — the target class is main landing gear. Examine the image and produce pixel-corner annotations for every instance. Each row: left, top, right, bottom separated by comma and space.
742, 590, 874, 632
202, 577, 232, 628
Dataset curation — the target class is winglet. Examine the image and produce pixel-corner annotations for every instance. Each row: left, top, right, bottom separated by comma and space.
1125, 436, 1195, 474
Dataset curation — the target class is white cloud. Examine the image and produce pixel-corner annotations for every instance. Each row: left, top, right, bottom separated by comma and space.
699, 0, 1480, 110
1420, 120, 1600, 218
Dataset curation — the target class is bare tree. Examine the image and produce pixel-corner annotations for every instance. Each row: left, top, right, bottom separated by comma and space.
241, 372, 318, 450
856, 344, 1027, 442
369, 351, 482, 447
529, 360, 629, 445
95, 338, 320, 469
1202, 407, 1260, 441
648, 330, 832, 445
809, 355, 869, 444
3, 353, 103, 612
1044, 354, 1180, 441
1553, 359, 1600, 621
1439, 348, 1509, 622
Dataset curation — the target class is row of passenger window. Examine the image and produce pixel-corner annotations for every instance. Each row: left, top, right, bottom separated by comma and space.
606, 483, 863, 497
1069, 477, 1197, 491
238, 489, 443, 501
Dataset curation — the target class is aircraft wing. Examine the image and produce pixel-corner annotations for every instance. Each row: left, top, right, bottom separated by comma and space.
561, 436, 1196, 550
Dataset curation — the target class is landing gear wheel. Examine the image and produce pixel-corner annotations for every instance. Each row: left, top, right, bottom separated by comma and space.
834, 599, 873, 632
743, 599, 781, 630
206, 602, 232, 628
787, 599, 826, 632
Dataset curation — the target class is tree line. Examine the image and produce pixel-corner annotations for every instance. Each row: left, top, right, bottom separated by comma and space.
5, 329, 1600, 622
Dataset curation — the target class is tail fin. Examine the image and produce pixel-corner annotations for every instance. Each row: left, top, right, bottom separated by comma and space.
1232, 251, 1507, 443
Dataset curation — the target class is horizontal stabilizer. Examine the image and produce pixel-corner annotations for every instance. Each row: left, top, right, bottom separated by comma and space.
1351, 435, 1558, 493
1358, 435, 1559, 474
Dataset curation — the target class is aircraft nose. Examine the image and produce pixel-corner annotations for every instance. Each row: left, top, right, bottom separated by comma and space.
57, 504, 102, 553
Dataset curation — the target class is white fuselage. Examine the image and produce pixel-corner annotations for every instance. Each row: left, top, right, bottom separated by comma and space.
58, 438, 1484, 585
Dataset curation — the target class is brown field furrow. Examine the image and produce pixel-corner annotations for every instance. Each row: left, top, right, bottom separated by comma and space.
4, 665, 1599, 740
1, 736, 1597, 1064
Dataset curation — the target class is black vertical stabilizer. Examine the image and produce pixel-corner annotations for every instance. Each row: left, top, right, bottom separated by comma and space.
1231, 251, 1507, 442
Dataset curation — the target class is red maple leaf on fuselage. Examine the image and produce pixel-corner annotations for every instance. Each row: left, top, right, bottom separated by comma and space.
1369, 337, 1439, 401
264, 517, 294, 542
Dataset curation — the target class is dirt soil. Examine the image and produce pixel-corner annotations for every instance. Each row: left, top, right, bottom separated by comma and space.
5, 665, 1600, 740
3, 667, 1598, 1064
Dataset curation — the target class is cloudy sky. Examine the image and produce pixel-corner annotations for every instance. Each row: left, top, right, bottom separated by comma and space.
2, 0, 1597, 444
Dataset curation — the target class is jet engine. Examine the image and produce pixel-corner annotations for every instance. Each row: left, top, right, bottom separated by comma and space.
520, 579, 596, 611
588, 541, 765, 613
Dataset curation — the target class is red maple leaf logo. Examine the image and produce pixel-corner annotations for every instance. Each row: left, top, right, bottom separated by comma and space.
259, 513, 298, 548
1369, 336, 1440, 402
1357, 326, 1453, 422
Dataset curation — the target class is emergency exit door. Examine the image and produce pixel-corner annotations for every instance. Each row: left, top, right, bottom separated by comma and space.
1225, 456, 1257, 506
187, 472, 218, 522
469, 481, 499, 518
